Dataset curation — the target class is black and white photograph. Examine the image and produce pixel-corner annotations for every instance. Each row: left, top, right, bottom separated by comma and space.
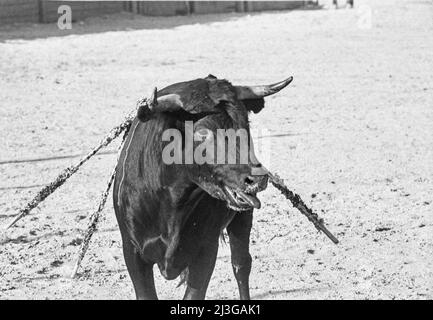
0, 0, 431, 302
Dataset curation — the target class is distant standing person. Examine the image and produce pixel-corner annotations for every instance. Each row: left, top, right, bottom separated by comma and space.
333, 0, 354, 8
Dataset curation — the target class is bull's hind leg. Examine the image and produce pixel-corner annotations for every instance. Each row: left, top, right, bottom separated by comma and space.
227, 210, 253, 300
183, 241, 219, 300
122, 239, 158, 300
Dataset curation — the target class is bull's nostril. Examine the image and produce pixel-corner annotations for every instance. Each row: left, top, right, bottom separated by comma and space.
245, 176, 254, 185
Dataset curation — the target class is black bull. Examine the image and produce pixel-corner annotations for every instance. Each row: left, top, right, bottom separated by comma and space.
113, 75, 293, 299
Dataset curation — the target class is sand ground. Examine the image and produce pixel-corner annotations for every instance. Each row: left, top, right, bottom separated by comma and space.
0, 0, 432, 299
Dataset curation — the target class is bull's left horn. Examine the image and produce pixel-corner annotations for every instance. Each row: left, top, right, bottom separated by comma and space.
148, 87, 158, 108
235, 76, 293, 100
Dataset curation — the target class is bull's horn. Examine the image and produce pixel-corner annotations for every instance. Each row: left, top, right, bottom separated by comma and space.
148, 87, 158, 108
235, 76, 293, 100
151, 93, 184, 112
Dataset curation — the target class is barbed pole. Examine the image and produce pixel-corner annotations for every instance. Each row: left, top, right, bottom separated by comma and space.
4, 98, 149, 230
70, 129, 130, 278
268, 172, 339, 245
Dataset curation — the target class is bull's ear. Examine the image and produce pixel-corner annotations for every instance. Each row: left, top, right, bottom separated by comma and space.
137, 90, 185, 122
242, 98, 265, 114
235, 76, 293, 114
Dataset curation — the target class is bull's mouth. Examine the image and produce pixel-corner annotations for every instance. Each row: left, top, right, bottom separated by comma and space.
223, 185, 261, 211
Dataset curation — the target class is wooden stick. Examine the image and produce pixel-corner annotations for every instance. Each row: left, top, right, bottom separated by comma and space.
268, 172, 339, 245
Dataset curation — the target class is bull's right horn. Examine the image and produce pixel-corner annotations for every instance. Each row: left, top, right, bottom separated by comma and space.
235, 76, 293, 100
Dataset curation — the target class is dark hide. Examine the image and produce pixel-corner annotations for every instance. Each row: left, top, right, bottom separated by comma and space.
113, 75, 269, 300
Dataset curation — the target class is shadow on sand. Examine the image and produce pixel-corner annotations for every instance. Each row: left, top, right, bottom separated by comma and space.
252, 285, 331, 299
0, 3, 325, 43
0, 11, 270, 43
0, 226, 118, 245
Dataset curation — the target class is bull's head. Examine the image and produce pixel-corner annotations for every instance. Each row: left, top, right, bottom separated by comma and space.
137, 75, 293, 211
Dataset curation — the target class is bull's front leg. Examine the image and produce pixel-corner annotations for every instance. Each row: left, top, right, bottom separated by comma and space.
183, 241, 219, 300
227, 210, 253, 300
122, 237, 158, 300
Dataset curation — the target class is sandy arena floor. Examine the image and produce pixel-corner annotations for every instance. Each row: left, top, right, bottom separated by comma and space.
0, 0, 432, 299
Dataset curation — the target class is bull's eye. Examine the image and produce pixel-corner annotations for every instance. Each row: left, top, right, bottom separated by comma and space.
194, 129, 213, 141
